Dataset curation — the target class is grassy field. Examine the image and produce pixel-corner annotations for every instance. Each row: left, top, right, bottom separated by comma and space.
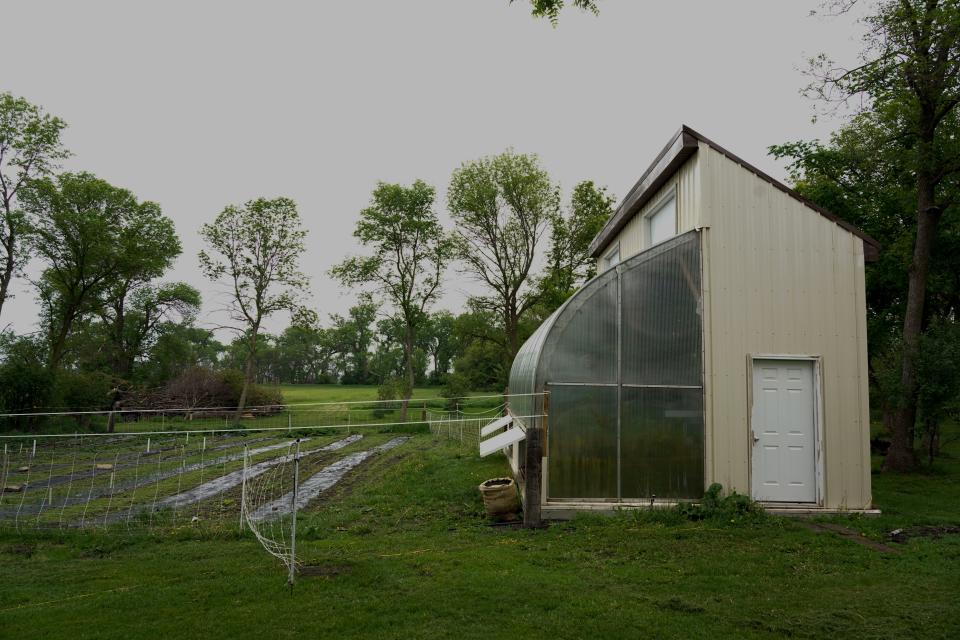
274, 384, 500, 407
0, 384, 504, 436
1, 393, 958, 639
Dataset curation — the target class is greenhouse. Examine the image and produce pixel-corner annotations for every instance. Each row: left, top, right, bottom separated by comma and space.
494, 126, 879, 521
508, 231, 703, 504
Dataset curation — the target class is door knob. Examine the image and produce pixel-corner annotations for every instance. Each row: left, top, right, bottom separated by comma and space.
752, 432, 759, 444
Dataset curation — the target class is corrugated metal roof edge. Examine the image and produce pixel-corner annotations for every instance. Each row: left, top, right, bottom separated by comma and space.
588, 125, 882, 262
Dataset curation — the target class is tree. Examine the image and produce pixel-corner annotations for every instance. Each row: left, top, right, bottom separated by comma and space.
0, 332, 54, 422
448, 150, 558, 374
199, 197, 308, 418
262, 321, 335, 385
20, 172, 179, 370
329, 295, 378, 384
95, 206, 186, 376
511, 0, 599, 23
449, 303, 511, 390
425, 310, 457, 384
104, 282, 201, 377
331, 180, 453, 421
0, 92, 69, 323
139, 325, 224, 387
787, 0, 960, 470
536, 180, 615, 315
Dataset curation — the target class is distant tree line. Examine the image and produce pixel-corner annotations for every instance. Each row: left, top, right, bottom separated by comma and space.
0, 91, 614, 424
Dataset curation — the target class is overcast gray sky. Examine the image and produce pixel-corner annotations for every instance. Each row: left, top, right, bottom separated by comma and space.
3, 0, 866, 337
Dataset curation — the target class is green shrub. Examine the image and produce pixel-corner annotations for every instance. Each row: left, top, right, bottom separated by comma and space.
675, 483, 764, 522
441, 373, 471, 411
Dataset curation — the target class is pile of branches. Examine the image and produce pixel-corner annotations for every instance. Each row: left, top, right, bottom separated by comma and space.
118, 367, 285, 416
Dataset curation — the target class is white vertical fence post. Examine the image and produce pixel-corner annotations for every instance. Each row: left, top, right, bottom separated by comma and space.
288, 439, 301, 588
239, 445, 249, 533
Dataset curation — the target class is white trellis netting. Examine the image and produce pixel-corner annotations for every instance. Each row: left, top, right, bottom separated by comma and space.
0, 429, 318, 532
240, 439, 301, 585
0, 394, 541, 583
426, 403, 507, 446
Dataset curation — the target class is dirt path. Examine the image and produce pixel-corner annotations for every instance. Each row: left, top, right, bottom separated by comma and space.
248, 437, 408, 522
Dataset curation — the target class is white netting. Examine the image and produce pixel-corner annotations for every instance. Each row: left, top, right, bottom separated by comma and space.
240, 440, 299, 583
0, 395, 543, 583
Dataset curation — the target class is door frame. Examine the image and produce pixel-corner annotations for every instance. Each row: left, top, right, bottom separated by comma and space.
746, 354, 824, 506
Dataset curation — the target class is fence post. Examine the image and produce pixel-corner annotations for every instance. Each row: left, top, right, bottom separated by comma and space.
288, 412, 292, 434
288, 439, 301, 588
239, 445, 249, 534
523, 393, 547, 529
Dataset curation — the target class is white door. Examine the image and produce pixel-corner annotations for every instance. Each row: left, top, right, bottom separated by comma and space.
750, 359, 818, 503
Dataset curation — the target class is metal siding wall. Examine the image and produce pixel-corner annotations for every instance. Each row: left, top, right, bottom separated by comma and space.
599, 156, 701, 267
698, 144, 871, 509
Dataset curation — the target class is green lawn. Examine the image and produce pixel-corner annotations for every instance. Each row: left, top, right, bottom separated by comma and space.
0, 385, 503, 436
275, 383, 502, 409
2, 422, 958, 639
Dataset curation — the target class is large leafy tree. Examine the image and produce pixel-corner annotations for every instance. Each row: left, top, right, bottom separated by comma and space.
329, 295, 378, 384
448, 150, 558, 373
138, 324, 223, 387
199, 197, 308, 417
425, 310, 457, 385
511, 0, 599, 23
20, 172, 179, 370
272, 323, 336, 385
105, 282, 201, 377
0, 92, 69, 322
536, 180, 615, 316
331, 180, 453, 421
777, 0, 960, 471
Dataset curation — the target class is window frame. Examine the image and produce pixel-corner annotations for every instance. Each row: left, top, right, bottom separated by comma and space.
602, 243, 620, 271
643, 187, 678, 249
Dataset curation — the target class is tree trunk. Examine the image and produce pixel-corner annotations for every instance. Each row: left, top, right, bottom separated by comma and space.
504, 303, 520, 373
112, 297, 131, 377
399, 330, 414, 423
920, 419, 940, 465
105, 398, 121, 434
48, 314, 75, 371
0, 211, 16, 322
885, 179, 942, 472
233, 334, 257, 424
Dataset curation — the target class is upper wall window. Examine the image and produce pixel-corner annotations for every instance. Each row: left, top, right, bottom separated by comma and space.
602, 244, 620, 270
645, 193, 677, 248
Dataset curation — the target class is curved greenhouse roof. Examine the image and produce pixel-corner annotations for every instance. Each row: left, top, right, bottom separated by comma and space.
508, 230, 704, 501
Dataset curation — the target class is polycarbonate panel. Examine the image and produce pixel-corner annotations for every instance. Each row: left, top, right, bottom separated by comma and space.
621, 233, 702, 386
620, 387, 704, 499
507, 230, 705, 502
508, 309, 558, 425
539, 269, 618, 384
547, 385, 618, 499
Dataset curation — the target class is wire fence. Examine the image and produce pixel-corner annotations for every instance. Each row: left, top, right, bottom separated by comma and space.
0, 393, 545, 584
426, 402, 506, 448
0, 394, 514, 435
